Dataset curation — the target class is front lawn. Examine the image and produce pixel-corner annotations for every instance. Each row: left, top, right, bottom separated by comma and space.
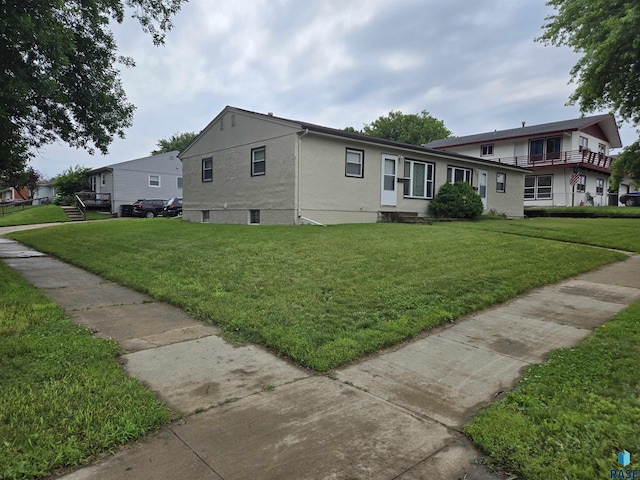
466, 301, 640, 479
456, 217, 640, 253
525, 205, 640, 218
0, 262, 170, 479
8, 221, 627, 370
0, 204, 69, 226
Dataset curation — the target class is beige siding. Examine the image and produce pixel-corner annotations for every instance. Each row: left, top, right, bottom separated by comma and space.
181, 114, 298, 224
299, 134, 525, 220
181, 108, 525, 224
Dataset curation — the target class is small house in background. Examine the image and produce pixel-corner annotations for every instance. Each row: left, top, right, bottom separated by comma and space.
33, 180, 56, 205
178, 106, 529, 225
425, 115, 623, 207
0, 186, 29, 203
86, 151, 183, 215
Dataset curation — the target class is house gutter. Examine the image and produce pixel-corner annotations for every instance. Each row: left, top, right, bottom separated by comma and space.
296, 128, 309, 222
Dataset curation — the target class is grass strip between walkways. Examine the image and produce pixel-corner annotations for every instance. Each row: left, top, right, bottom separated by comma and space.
0, 262, 170, 479
8, 220, 629, 371
465, 300, 640, 480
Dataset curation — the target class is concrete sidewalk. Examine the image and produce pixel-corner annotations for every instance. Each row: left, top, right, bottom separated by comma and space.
1, 230, 639, 480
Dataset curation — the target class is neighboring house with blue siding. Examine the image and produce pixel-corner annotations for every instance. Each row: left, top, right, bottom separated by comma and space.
87, 151, 183, 215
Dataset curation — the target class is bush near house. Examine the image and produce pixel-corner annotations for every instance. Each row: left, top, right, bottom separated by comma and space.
429, 182, 484, 219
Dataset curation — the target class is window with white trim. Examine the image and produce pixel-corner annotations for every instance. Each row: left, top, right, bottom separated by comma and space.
251, 147, 265, 176
90, 176, 96, 191
177, 177, 183, 189
496, 172, 506, 193
101, 173, 106, 186
447, 166, 472, 185
202, 157, 212, 182
524, 175, 552, 199
576, 175, 586, 193
403, 159, 434, 198
345, 148, 364, 177
579, 136, 589, 152
149, 175, 160, 187
481, 144, 494, 156
596, 178, 604, 195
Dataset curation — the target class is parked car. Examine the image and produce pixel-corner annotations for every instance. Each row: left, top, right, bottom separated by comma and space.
619, 192, 640, 206
161, 197, 182, 217
132, 199, 167, 218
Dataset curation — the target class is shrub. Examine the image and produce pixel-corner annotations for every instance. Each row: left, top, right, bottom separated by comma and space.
429, 182, 484, 219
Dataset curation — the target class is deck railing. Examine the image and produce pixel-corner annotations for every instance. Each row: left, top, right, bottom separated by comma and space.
491, 149, 614, 170
74, 194, 87, 221
75, 191, 111, 209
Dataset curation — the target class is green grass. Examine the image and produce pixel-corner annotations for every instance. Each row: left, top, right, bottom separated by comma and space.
0, 205, 69, 226
465, 301, 640, 479
456, 217, 640, 253
0, 262, 170, 479
525, 205, 640, 217
8, 221, 627, 370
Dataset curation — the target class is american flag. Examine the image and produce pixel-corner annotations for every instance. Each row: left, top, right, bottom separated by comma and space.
569, 171, 580, 186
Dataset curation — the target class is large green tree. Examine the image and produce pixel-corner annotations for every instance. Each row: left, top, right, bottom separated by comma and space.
1, 0, 187, 177
151, 131, 198, 154
52, 166, 91, 201
538, 0, 640, 188
359, 110, 452, 146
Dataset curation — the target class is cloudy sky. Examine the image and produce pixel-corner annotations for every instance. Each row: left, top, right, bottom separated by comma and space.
31, 0, 637, 179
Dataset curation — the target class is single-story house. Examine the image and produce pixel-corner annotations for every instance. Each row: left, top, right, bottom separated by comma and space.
86, 151, 183, 215
33, 180, 56, 205
179, 106, 529, 225
425, 115, 624, 207
0, 186, 29, 203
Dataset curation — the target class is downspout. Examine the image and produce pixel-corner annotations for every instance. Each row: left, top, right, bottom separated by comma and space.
297, 128, 309, 222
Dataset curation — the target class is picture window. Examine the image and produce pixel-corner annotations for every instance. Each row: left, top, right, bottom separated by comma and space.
403, 160, 434, 198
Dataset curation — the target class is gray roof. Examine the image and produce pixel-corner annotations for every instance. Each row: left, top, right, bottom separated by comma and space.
214, 107, 530, 172
425, 114, 622, 149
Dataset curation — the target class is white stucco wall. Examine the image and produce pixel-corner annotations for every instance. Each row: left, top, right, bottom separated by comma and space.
298, 134, 526, 221
523, 168, 611, 207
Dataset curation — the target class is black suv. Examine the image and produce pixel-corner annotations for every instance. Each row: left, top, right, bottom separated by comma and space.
161, 197, 183, 217
132, 199, 167, 218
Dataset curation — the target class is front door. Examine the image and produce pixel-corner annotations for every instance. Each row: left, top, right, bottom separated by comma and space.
381, 155, 397, 206
478, 170, 488, 210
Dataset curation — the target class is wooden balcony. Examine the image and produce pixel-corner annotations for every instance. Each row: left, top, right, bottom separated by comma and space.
490, 149, 614, 173
76, 191, 111, 210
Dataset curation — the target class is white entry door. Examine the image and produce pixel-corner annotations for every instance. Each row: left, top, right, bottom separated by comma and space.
478, 170, 488, 210
381, 155, 398, 206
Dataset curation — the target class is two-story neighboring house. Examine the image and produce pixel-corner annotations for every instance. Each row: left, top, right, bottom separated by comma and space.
178, 106, 529, 225
425, 115, 624, 207
86, 151, 183, 215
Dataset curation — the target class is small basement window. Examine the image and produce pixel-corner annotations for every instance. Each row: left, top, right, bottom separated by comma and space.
249, 209, 260, 224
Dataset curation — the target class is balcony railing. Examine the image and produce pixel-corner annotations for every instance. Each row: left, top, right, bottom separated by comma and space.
75, 191, 111, 209
490, 149, 614, 171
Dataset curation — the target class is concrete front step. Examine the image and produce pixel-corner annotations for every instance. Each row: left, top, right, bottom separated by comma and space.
61, 206, 85, 221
